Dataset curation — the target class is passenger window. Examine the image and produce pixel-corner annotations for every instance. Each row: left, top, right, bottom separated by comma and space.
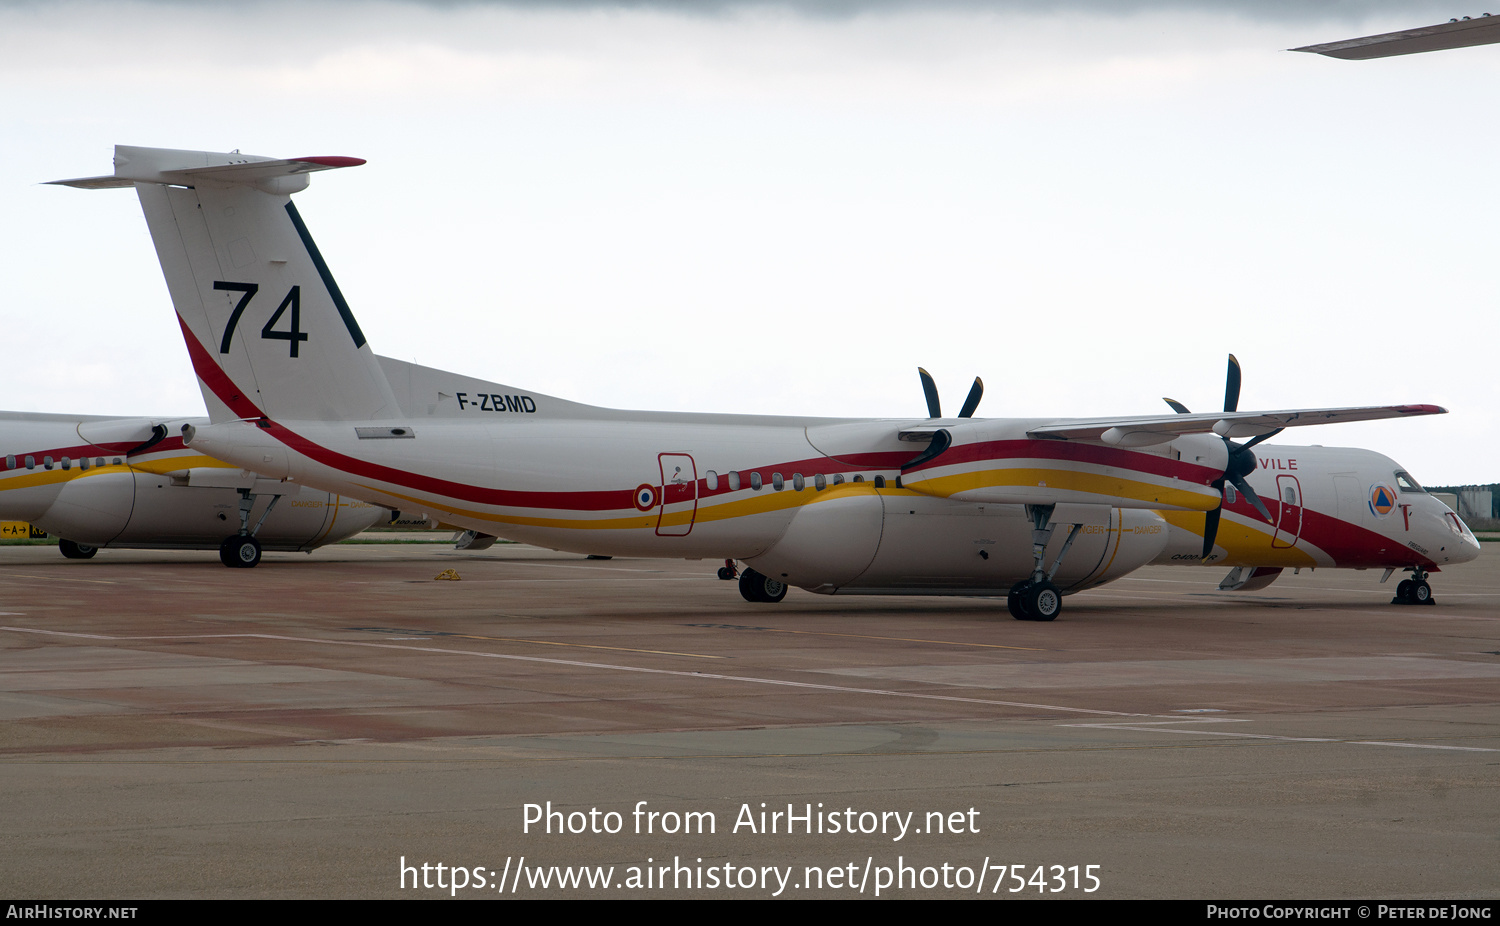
873, 475, 885, 488
792, 473, 804, 491
832, 473, 844, 485
706, 470, 718, 491
25, 456, 35, 470
4, 455, 12, 470
772, 473, 784, 491
853, 474, 865, 483
61, 457, 71, 471
79, 457, 89, 471
728, 471, 741, 491
750, 472, 762, 491
43, 456, 53, 470
815, 473, 826, 490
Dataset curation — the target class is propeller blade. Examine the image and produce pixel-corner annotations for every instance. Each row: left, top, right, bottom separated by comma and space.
1229, 473, 1274, 523
1201, 503, 1221, 561
1163, 397, 1191, 414
1223, 354, 1242, 413
1239, 427, 1285, 452
901, 428, 952, 472
918, 367, 941, 418
957, 377, 984, 418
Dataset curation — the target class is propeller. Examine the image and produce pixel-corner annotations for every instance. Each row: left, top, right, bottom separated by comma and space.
918, 367, 984, 419
1168, 356, 1285, 562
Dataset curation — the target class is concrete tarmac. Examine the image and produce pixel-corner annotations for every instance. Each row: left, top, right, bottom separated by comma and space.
1, 542, 1496, 899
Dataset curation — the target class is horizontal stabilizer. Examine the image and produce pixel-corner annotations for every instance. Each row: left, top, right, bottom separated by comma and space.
1029, 404, 1445, 443
50, 146, 363, 195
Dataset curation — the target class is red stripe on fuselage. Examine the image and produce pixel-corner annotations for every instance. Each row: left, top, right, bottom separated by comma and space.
179, 321, 913, 513
1221, 493, 1437, 570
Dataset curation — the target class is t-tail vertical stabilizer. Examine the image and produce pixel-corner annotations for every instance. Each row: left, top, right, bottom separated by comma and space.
51, 146, 400, 426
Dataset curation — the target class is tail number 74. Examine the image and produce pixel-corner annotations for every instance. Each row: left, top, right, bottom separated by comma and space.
212, 282, 309, 358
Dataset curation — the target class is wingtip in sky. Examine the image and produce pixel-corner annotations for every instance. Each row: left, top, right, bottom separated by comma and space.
1292, 13, 1500, 59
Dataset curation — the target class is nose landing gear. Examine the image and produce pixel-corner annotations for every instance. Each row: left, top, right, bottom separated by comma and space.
1392, 568, 1435, 606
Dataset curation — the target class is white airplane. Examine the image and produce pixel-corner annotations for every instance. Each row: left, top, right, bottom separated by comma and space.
0, 352, 510, 565
0, 410, 385, 563
48, 145, 1480, 618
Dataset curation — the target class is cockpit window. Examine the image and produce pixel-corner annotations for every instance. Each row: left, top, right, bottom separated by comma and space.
1394, 471, 1426, 494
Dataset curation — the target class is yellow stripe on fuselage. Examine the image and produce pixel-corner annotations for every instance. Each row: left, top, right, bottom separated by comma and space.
911, 467, 1219, 511
128, 455, 231, 476
1157, 509, 1318, 567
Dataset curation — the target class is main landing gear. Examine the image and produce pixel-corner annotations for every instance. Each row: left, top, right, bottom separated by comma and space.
218, 487, 282, 569
58, 539, 98, 560
1392, 568, 1435, 606
1008, 504, 1082, 622
738, 568, 787, 603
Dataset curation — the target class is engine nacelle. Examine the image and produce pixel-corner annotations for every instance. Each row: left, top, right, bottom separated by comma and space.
181, 421, 297, 480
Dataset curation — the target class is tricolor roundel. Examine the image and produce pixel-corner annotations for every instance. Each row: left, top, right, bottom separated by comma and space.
634, 484, 659, 511
1369, 484, 1397, 517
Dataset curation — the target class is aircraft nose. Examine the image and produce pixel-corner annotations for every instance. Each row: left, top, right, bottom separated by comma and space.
1435, 506, 1483, 564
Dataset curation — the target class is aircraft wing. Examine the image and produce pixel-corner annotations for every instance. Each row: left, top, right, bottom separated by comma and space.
1027, 404, 1445, 445
1291, 16, 1500, 59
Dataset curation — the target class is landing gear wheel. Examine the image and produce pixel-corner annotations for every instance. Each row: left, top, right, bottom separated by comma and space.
219, 535, 261, 569
1008, 580, 1061, 621
1395, 579, 1412, 602
1408, 579, 1433, 606
1023, 581, 1062, 622
717, 567, 734, 580
1007, 585, 1028, 620
738, 568, 787, 603
59, 539, 97, 560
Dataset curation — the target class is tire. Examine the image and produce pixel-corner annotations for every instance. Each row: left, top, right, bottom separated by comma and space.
760, 575, 787, 603
1023, 581, 1062, 622
738, 568, 787, 603
1395, 579, 1412, 601
716, 566, 733, 580
59, 539, 97, 560
220, 535, 262, 569
1410, 580, 1432, 605
1007, 584, 1030, 620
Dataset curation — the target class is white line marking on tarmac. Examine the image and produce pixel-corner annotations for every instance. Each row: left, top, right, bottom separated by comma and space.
1060, 719, 1498, 752
7, 626, 1495, 751
0, 625, 1143, 718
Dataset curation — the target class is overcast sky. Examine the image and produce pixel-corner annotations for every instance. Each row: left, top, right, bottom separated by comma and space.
3, 0, 1494, 484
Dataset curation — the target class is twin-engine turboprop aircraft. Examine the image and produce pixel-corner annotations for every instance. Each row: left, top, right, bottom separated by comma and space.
0, 410, 385, 562
50, 146, 1479, 619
